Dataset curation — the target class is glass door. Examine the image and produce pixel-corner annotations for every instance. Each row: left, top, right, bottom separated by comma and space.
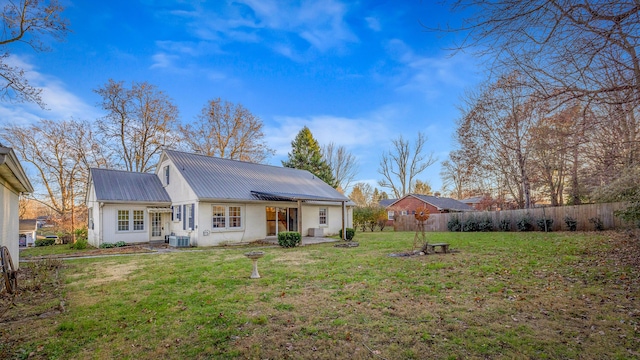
151, 212, 163, 240
266, 207, 298, 236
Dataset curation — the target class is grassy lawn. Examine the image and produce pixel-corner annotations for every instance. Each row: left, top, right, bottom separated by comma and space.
2, 231, 639, 359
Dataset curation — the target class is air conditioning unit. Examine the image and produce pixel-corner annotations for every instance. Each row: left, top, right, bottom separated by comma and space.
168, 235, 190, 247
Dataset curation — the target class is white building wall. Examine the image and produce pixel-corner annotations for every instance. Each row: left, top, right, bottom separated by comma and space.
193, 201, 352, 246
99, 204, 155, 244
0, 182, 20, 269
156, 157, 199, 242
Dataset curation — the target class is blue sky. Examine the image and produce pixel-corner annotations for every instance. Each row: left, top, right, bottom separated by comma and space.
1, 0, 482, 194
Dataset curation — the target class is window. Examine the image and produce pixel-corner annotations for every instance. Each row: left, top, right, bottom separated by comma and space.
319, 208, 327, 226
212, 205, 244, 230
88, 208, 94, 230
164, 165, 170, 185
117, 210, 129, 231
133, 210, 145, 231
173, 205, 181, 222
229, 206, 242, 228
183, 204, 194, 230
212, 206, 226, 228
388, 211, 395, 221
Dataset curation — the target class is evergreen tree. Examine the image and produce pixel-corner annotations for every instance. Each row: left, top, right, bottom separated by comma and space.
282, 126, 336, 187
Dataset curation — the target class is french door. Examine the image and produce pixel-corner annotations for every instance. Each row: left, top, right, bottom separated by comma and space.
266, 207, 298, 236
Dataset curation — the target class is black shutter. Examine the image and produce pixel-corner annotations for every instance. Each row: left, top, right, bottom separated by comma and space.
189, 204, 195, 230
171, 206, 174, 221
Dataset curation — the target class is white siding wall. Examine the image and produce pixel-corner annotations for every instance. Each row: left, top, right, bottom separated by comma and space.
157, 158, 199, 242
0, 182, 20, 269
100, 205, 153, 244
193, 201, 352, 246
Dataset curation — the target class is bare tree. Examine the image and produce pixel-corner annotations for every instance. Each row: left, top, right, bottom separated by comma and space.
95, 79, 180, 172
439, 1, 640, 107
0, 0, 68, 107
322, 142, 358, 192
457, 73, 539, 208
178, 98, 273, 163
378, 132, 436, 199
1, 119, 101, 233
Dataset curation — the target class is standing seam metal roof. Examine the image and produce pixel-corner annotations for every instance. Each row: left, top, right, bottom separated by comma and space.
90, 168, 171, 203
164, 150, 350, 202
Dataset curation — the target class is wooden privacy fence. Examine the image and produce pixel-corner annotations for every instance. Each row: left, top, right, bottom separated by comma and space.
393, 202, 632, 232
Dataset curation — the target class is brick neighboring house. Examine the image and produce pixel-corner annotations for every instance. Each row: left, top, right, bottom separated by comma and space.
385, 194, 473, 222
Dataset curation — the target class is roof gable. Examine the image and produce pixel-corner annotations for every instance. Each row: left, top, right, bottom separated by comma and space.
164, 150, 349, 202
411, 194, 473, 211
90, 168, 171, 203
388, 194, 473, 212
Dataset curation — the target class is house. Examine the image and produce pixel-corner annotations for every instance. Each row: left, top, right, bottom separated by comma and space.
86, 149, 353, 247
461, 195, 496, 211
19, 219, 38, 247
0, 144, 34, 269
385, 194, 473, 221
378, 198, 397, 226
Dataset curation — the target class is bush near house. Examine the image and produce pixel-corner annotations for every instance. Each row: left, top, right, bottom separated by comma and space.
338, 228, 356, 241
35, 238, 56, 247
277, 232, 301, 248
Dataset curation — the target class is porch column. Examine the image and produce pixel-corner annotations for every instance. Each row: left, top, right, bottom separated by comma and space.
297, 200, 302, 236
342, 201, 346, 240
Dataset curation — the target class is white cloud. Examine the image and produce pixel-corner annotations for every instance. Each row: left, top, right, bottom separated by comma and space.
0, 55, 101, 123
167, 0, 357, 60
382, 39, 479, 101
365, 16, 381, 31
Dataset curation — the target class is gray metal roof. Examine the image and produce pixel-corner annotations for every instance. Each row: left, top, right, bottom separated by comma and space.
460, 196, 483, 204
90, 168, 171, 203
386, 194, 473, 212
378, 199, 397, 207
165, 150, 350, 202
411, 194, 473, 211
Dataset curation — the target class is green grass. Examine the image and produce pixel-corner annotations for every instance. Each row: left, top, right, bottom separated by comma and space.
4, 231, 640, 359
20, 244, 91, 257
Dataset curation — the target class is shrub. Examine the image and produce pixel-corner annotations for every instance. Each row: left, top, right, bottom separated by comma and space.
35, 238, 56, 247
447, 216, 462, 232
463, 217, 479, 232
517, 216, 533, 231
339, 228, 356, 241
74, 227, 88, 240
478, 217, 493, 232
564, 216, 577, 231
278, 232, 301, 248
499, 219, 511, 231
589, 217, 604, 231
70, 237, 88, 250
100, 243, 115, 249
537, 218, 554, 232
115, 241, 126, 247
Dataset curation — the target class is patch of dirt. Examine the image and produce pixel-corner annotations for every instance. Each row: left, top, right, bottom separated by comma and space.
25, 245, 156, 260
84, 261, 140, 286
